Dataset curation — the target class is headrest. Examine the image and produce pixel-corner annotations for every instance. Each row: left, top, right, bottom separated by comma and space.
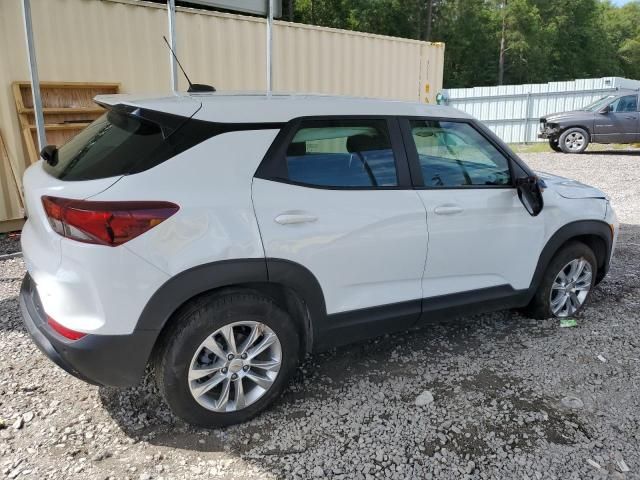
347, 134, 388, 153
287, 142, 306, 156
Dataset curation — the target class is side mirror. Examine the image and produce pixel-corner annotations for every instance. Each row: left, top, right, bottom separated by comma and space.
516, 175, 544, 216
599, 104, 612, 114
40, 145, 58, 166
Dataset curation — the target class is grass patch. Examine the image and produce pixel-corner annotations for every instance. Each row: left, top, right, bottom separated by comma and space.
509, 142, 639, 154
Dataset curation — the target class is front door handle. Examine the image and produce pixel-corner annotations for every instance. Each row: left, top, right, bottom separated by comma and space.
275, 213, 318, 225
434, 205, 463, 215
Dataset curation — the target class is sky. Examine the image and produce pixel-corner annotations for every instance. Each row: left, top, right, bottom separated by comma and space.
611, 0, 633, 5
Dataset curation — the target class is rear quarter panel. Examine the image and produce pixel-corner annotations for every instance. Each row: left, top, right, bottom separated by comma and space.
88, 129, 280, 276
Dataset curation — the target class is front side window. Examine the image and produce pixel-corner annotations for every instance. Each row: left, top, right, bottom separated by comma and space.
609, 95, 638, 113
285, 119, 398, 187
409, 120, 511, 187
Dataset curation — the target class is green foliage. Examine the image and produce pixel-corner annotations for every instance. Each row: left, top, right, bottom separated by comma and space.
290, 0, 640, 88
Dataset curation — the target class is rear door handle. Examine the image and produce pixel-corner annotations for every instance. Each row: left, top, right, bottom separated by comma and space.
434, 205, 463, 215
274, 213, 318, 225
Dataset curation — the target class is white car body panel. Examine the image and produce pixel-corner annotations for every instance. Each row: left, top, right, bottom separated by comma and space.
252, 179, 428, 314
21, 163, 167, 335
417, 188, 545, 296
90, 130, 279, 276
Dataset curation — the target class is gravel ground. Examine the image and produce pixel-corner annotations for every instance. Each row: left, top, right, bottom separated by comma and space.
1, 148, 639, 479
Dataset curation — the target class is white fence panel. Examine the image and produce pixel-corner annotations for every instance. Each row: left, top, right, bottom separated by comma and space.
442, 77, 640, 143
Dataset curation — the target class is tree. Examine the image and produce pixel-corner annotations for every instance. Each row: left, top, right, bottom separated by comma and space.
289, 0, 640, 88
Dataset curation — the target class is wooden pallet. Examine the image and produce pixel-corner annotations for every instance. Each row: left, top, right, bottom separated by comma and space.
12, 81, 120, 163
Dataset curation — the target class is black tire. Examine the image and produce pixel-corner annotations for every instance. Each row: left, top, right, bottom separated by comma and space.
549, 138, 562, 152
559, 127, 590, 154
155, 292, 300, 428
523, 241, 597, 319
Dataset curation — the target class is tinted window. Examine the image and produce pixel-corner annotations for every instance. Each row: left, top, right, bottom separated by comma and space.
610, 95, 638, 113
285, 119, 398, 187
583, 95, 616, 112
409, 120, 511, 187
44, 111, 170, 180
42, 108, 234, 181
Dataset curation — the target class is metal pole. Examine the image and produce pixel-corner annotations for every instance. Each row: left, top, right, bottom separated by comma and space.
21, 0, 46, 151
167, 0, 178, 93
524, 91, 532, 144
266, 0, 274, 93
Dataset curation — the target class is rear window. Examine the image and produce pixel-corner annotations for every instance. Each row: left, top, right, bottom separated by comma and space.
42, 107, 276, 181
44, 111, 171, 180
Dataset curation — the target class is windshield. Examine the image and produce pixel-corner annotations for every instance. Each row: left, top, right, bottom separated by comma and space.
582, 95, 616, 112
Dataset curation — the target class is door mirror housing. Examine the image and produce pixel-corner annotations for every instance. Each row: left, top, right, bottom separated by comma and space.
516, 175, 544, 216
599, 104, 612, 114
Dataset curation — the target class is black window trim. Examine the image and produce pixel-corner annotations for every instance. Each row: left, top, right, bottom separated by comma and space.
399, 116, 528, 190
255, 115, 413, 190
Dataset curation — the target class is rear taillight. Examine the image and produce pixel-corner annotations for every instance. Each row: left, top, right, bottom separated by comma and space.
47, 316, 86, 341
41, 196, 179, 246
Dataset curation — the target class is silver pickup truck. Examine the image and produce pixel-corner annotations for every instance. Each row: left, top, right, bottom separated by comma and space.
539, 89, 639, 153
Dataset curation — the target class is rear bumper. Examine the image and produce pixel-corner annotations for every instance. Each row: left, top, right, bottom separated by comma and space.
19, 273, 156, 387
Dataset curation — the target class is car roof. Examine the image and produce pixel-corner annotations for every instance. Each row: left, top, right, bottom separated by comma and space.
95, 91, 472, 124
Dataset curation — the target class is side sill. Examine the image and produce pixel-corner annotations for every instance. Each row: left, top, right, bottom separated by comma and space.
314, 286, 529, 351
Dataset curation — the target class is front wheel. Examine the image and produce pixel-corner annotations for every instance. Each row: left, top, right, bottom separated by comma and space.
155, 292, 300, 427
523, 242, 597, 319
559, 127, 590, 154
549, 138, 562, 152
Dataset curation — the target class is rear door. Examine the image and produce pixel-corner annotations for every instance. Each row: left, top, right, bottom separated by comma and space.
400, 118, 544, 304
252, 117, 428, 337
593, 94, 640, 143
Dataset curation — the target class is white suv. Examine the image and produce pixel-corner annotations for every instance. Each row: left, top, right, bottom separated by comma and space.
20, 93, 618, 427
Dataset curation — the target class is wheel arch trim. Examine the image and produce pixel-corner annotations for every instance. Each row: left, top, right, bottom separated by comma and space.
527, 220, 612, 300
134, 257, 327, 348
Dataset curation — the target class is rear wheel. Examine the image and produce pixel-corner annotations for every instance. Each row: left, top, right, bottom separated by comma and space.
559, 127, 589, 153
155, 292, 300, 427
523, 242, 597, 319
549, 138, 562, 152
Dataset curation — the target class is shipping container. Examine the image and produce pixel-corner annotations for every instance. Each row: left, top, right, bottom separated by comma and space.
0, 0, 445, 230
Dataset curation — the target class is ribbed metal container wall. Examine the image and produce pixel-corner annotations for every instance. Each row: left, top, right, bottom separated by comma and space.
0, 0, 445, 226
443, 77, 640, 144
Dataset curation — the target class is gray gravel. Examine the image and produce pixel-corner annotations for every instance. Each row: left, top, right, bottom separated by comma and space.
1, 149, 639, 479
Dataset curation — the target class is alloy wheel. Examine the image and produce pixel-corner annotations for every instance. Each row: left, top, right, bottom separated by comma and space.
188, 321, 282, 412
549, 258, 593, 317
563, 132, 586, 152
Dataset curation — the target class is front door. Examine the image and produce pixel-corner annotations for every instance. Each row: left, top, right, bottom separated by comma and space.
401, 118, 545, 304
593, 94, 640, 143
252, 117, 428, 340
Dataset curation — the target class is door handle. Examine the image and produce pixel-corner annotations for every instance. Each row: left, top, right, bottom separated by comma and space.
274, 213, 318, 225
434, 205, 463, 215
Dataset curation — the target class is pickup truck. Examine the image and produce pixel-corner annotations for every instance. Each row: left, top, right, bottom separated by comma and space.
539, 89, 639, 153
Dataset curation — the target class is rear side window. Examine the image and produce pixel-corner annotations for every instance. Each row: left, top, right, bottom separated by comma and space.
285, 119, 398, 187
409, 120, 511, 187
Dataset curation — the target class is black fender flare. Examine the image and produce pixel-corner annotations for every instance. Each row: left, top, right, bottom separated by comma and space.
526, 219, 612, 301
130, 258, 328, 378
